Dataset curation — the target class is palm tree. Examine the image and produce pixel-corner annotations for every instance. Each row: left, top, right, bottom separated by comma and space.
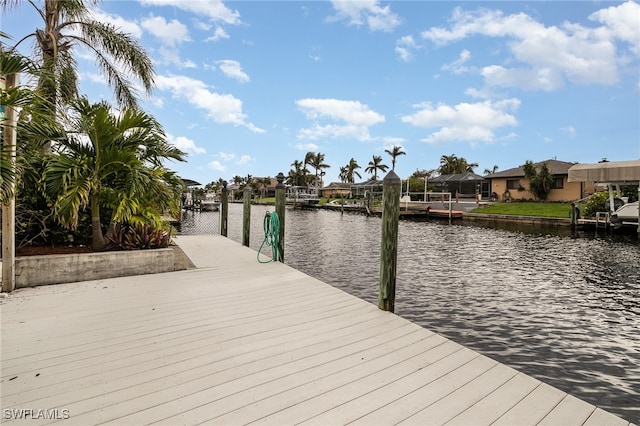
45, 97, 185, 250
438, 154, 478, 174
258, 176, 271, 199
0, 45, 31, 201
3, 0, 155, 146
365, 155, 389, 180
343, 158, 361, 184
339, 166, 349, 183
484, 165, 499, 175
384, 145, 406, 170
307, 152, 330, 188
287, 159, 308, 186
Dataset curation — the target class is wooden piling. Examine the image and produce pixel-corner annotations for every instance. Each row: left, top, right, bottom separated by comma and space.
379, 170, 401, 312
242, 189, 251, 247
570, 202, 577, 229
275, 172, 286, 262
221, 181, 228, 237
1, 73, 17, 292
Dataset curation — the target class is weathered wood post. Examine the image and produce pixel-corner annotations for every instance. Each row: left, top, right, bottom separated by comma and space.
570, 202, 577, 229
275, 172, 286, 262
379, 170, 401, 312
2, 73, 17, 292
221, 180, 228, 237
637, 185, 639, 236
242, 188, 251, 246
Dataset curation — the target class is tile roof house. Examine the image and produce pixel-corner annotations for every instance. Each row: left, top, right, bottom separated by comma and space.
486, 159, 583, 202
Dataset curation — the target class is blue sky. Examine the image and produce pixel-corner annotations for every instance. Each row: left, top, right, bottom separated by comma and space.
4, 1, 640, 186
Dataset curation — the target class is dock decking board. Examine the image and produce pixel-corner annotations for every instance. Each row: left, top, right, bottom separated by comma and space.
0, 235, 632, 425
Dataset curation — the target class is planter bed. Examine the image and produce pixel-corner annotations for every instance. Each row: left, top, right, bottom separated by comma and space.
14, 248, 174, 288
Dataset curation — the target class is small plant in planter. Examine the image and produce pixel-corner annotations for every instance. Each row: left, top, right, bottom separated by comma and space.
107, 224, 170, 250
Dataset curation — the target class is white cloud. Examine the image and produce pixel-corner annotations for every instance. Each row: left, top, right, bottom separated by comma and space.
166, 133, 206, 155
401, 99, 520, 145
141, 15, 190, 47
441, 49, 472, 75
395, 35, 418, 62
481, 65, 564, 91
296, 98, 385, 141
217, 60, 250, 83
561, 126, 577, 137
295, 143, 320, 151
208, 160, 225, 171
236, 155, 253, 166
205, 27, 230, 42
140, 0, 241, 25
328, 0, 401, 32
589, 1, 640, 56
216, 152, 236, 161
380, 137, 405, 146
421, 5, 632, 90
156, 74, 264, 133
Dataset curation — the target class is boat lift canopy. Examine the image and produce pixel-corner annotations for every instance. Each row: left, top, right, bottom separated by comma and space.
568, 160, 640, 184
568, 161, 640, 230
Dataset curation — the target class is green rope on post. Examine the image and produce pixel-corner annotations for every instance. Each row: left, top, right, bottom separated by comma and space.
258, 211, 282, 263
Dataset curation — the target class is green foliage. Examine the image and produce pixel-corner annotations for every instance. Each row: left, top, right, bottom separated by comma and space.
384, 146, 406, 170
620, 185, 638, 202
45, 98, 185, 250
107, 224, 170, 250
402, 177, 428, 195
582, 191, 610, 217
471, 202, 571, 218
523, 161, 555, 200
438, 154, 478, 175
4, 0, 155, 112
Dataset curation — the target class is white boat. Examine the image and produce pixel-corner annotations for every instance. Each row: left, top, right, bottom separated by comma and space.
200, 193, 220, 211
610, 201, 639, 229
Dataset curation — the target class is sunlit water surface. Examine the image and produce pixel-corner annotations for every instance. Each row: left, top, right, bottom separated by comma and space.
180, 204, 640, 423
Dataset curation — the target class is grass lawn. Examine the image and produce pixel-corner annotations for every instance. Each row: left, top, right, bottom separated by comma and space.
470, 202, 572, 218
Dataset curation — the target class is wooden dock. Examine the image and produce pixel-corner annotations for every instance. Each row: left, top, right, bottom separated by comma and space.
0, 235, 632, 425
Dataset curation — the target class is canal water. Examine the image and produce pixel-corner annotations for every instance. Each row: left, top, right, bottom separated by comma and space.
180, 204, 640, 423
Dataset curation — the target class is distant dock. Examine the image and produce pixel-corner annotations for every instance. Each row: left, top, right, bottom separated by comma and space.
0, 235, 632, 425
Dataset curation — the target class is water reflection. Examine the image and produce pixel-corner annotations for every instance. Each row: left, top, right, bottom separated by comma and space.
185, 204, 640, 422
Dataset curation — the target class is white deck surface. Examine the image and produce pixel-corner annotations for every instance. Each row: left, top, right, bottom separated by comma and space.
1, 235, 632, 425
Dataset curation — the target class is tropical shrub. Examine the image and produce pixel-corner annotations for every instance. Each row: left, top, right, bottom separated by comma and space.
106, 224, 171, 250
523, 161, 555, 200
582, 191, 610, 217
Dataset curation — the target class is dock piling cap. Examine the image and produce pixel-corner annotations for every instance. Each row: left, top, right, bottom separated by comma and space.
383, 170, 401, 185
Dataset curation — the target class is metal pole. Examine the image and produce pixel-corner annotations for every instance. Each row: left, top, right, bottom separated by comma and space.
2, 73, 17, 292
221, 181, 228, 237
379, 170, 401, 312
275, 172, 286, 262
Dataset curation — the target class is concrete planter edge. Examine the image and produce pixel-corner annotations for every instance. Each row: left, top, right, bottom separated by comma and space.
15, 248, 175, 288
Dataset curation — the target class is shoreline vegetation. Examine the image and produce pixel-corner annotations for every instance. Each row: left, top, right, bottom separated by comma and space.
253, 197, 573, 219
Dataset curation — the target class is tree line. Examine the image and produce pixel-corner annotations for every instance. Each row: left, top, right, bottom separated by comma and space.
1, 1, 184, 251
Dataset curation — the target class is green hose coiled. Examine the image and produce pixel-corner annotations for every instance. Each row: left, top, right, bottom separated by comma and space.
258, 211, 282, 263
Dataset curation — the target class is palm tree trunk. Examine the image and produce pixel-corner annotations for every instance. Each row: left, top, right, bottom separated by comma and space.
91, 193, 106, 251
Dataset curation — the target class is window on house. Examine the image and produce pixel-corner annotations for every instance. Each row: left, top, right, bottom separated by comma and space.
506, 179, 520, 190
551, 177, 564, 189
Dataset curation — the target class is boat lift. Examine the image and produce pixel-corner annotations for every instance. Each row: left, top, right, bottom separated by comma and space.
568, 160, 640, 233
